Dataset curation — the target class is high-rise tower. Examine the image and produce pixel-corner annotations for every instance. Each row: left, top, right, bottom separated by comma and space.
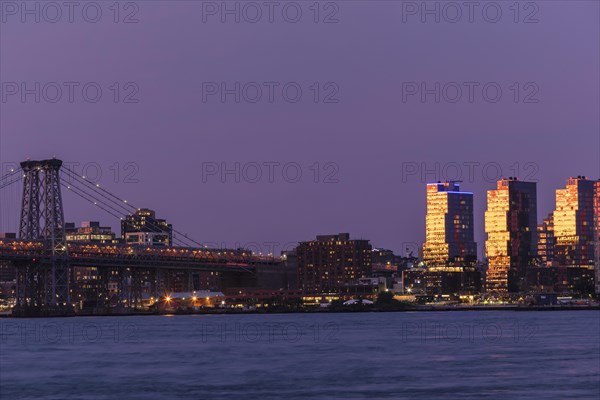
423, 181, 477, 268
553, 176, 597, 268
485, 178, 537, 293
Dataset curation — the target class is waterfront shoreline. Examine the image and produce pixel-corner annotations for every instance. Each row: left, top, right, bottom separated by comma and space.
1, 304, 598, 318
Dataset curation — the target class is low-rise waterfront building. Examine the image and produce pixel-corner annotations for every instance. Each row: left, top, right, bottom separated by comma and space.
296, 233, 372, 293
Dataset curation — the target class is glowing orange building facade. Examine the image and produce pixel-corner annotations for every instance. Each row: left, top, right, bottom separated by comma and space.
423, 181, 477, 268
553, 177, 597, 268
485, 178, 537, 293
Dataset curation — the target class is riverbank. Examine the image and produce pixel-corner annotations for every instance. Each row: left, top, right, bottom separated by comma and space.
1, 304, 598, 317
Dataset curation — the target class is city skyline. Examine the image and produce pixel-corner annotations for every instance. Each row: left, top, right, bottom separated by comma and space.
2, 164, 597, 259
0, 2, 598, 399
2, 160, 597, 305
4, 168, 596, 263
1, 2, 598, 258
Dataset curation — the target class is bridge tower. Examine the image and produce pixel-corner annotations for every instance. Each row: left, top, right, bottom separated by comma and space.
16, 159, 70, 313
19, 161, 42, 240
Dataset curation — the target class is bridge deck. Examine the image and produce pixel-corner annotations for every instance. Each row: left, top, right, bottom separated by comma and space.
0, 240, 279, 271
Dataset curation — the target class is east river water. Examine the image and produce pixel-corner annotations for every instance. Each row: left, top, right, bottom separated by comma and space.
1, 311, 598, 399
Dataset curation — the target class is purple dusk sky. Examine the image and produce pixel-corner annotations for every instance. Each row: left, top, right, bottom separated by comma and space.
0, 1, 598, 257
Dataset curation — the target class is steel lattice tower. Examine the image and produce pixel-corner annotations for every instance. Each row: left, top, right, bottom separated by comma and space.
17, 159, 70, 311
19, 161, 42, 240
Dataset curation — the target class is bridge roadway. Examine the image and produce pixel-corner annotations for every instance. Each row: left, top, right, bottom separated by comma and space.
0, 239, 279, 272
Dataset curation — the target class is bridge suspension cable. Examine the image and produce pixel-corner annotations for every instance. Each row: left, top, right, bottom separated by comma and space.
61, 168, 132, 215
60, 167, 209, 249
0, 167, 22, 190
0, 167, 23, 233
60, 181, 126, 222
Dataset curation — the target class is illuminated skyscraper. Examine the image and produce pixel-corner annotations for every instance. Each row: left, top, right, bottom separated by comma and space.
423, 181, 477, 268
553, 176, 597, 267
485, 178, 537, 293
